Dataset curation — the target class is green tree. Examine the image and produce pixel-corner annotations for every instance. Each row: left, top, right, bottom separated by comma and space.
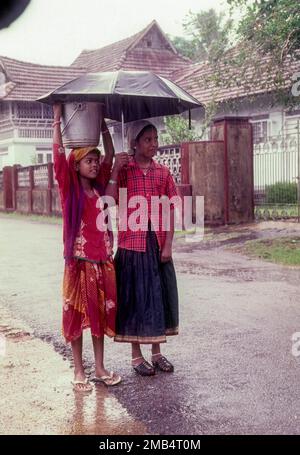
169, 8, 233, 62
183, 8, 233, 62
227, 0, 300, 63
202, 0, 300, 111
168, 8, 235, 126
160, 116, 200, 145
167, 35, 196, 60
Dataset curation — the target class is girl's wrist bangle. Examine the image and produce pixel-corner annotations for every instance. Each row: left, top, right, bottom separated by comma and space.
52, 120, 61, 127
108, 179, 117, 185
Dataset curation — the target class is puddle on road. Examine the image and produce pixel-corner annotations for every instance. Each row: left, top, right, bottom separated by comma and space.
0, 306, 147, 435
68, 387, 146, 435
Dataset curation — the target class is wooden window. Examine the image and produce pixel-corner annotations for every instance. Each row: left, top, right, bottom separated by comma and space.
37, 153, 44, 164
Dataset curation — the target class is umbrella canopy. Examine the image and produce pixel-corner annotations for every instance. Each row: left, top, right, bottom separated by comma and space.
38, 70, 204, 122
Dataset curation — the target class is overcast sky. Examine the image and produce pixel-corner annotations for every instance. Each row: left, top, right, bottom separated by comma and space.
0, 0, 229, 66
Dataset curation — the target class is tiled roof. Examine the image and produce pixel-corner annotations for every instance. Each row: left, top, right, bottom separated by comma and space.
120, 48, 190, 78
0, 56, 85, 101
172, 46, 300, 106
71, 32, 139, 71
72, 20, 189, 78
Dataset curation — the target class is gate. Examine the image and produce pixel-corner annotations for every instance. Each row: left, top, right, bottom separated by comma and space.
253, 118, 300, 220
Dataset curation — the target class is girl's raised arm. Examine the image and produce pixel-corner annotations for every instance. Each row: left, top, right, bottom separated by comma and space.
53, 104, 63, 147
52, 104, 69, 197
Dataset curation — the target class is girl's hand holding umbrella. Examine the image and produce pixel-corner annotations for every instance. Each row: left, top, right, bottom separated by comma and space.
105, 152, 129, 202
113, 152, 129, 171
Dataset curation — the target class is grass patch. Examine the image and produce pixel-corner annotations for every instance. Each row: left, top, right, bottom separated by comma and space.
240, 237, 300, 266
255, 205, 299, 218
0, 211, 62, 225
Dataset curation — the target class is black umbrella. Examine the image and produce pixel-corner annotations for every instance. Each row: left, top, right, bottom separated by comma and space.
38, 70, 203, 120
38, 70, 204, 147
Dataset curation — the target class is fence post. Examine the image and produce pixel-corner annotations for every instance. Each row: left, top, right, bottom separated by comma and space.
211, 116, 254, 224
12, 164, 19, 210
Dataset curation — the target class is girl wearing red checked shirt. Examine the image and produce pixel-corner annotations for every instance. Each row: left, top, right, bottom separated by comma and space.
106, 120, 179, 376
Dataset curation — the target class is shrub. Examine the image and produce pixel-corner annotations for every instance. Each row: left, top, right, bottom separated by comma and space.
265, 182, 298, 204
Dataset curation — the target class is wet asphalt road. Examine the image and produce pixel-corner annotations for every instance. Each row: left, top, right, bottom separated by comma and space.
1, 214, 300, 435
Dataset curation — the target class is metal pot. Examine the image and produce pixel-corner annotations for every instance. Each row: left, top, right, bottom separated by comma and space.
61, 102, 102, 148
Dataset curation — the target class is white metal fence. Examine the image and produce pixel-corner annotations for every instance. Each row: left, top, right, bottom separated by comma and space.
253, 119, 300, 220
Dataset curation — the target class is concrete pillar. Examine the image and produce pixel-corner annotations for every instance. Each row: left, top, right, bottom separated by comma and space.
211, 117, 254, 224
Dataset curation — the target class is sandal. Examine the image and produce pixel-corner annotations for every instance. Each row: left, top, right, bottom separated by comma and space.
152, 354, 174, 373
132, 357, 155, 376
92, 371, 122, 386
71, 378, 94, 392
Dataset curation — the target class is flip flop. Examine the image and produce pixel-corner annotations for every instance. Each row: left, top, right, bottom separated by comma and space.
92, 371, 122, 386
71, 378, 94, 392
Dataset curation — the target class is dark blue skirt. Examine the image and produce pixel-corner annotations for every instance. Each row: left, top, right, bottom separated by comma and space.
114, 229, 179, 344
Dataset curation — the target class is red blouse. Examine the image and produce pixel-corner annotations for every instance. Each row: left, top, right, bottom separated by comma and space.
53, 143, 112, 263
73, 189, 113, 262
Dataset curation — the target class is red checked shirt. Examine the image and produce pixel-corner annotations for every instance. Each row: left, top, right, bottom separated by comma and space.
117, 157, 178, 252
